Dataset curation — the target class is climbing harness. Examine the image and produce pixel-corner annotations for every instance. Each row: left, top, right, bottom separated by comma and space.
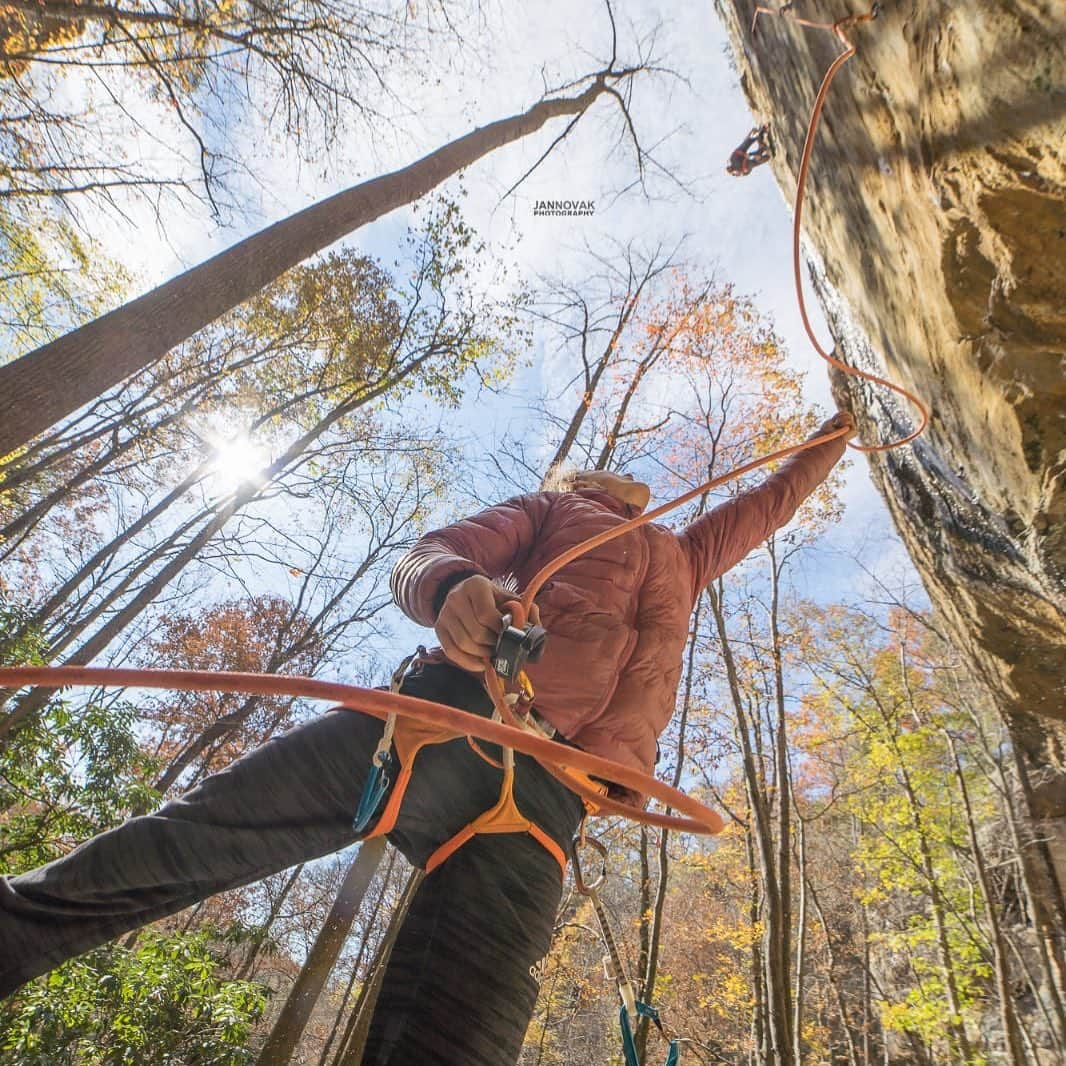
352, 611, 606, 878
749, 1, 930, 451
572, 835, 681, 1066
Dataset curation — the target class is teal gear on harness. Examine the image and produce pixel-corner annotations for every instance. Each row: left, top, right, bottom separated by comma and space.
619, 1002, 680, 1066
352, 751, 393, 833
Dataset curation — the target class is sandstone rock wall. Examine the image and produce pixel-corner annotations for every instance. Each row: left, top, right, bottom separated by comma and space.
715, 0, 1065, 756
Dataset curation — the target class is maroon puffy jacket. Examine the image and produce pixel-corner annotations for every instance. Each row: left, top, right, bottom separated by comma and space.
390, 433, 846, 793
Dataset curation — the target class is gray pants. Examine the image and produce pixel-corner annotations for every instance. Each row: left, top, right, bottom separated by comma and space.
0, 663, 584, 1064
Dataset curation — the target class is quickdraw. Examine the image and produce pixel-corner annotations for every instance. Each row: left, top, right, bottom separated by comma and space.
573, 836, 682, 1066
351, 650, 418, 833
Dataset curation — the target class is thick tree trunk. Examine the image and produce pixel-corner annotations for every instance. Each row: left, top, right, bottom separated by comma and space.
255, 838, 387, 1066
708, 581, 791, 1064
317, 848, 399, 1066
0, 75, 626, 456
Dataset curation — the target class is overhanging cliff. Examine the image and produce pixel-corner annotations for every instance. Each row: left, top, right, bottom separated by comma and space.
715, 0, 1065, 758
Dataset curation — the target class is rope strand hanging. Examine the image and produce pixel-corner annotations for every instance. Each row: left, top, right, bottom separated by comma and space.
752, 1, 930, 451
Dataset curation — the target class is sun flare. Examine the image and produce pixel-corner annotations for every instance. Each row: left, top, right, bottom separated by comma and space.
208, 433, 270, 496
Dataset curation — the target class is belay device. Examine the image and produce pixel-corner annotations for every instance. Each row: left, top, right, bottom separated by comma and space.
492, 611, 548, 680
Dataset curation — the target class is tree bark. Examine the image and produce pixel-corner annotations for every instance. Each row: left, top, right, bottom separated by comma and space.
0, 73, 632, 456
317, 848, 399, 1066
255, 837, 387, 1066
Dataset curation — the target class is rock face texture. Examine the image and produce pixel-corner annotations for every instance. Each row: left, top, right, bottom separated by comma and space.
716, 0, 1065, 757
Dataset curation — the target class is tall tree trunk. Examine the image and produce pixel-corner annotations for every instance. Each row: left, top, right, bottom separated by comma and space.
944, 730, 1027, 1066
708, 580, 790, 1064
768, 545, 794, 1064
317, 848, 399, 1066
0, 73, 634, 456
747, 821, 767, 1066
792, 813, 807, 1066
334, 868, 425, 1066
635, 593, 704, 1061
256, 837, 387, 1066
856, 818, 874, 1066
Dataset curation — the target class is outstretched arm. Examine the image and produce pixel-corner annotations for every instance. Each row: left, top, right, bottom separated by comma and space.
678, 413, 853, 601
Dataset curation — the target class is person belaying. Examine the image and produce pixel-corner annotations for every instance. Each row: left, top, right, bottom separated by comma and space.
0, 411, 855, 1064
727, 123, 774, 176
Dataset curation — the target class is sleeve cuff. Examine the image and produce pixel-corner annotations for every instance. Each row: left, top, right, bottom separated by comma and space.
430, 569, 481, 619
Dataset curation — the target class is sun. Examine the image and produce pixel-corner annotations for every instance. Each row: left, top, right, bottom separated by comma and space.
207, 432, 270, 496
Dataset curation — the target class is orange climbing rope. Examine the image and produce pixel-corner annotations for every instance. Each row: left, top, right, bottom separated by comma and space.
752, 1, 930, 452
0, 663, 724, 835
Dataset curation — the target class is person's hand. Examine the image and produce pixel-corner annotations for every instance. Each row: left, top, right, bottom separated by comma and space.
434, 575, 540, 672
816, 411, 858, 441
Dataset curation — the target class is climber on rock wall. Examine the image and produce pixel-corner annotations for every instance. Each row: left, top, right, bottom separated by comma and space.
727, 124, 774, 176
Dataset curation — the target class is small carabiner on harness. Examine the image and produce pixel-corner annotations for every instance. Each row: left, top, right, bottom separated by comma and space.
492, 612, 548, 681
353, 648, 422, 834
352, 740, 393, 834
